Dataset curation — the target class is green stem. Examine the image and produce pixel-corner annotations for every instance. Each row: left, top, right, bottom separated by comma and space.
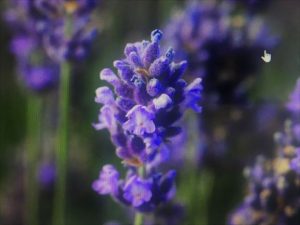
197, 170, 214, 225
133, 167, 145, 225
53, 60, 71, 225
26, 95, 42, 225
134, 212, 143, 225
52, 12, 72, 225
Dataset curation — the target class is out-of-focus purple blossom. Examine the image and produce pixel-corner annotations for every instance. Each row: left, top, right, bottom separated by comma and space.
38, 162, 56, 187
93, 30, 201, 212
229, 80, 300, 225
4, 0, 99, 92
165, 0, 278, 171
4, 0, 60, 92
286, 79, 300, 114
166, 0, 277, 105
20, 64, 60, 92
34, 0, 99, 62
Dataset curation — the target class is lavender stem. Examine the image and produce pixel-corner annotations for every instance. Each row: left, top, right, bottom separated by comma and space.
53, 60, 71, 225
53, 14, 72, 225
26, 95, 42, 225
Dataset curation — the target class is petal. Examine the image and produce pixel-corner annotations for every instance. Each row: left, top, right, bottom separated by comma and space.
125, 105, 156, 135
153, 94, 172, 110
149, 57, 170, 78
92, 122, 106, 130
146, 78, 163, 97
124, 43, 137, 57
129, 51, 143, 67
142, 42, 160, 68
116, 97, 135, 111
95, 87, 114, 104
100, 68, 119, 86
144, 121, 156, 134
115, 82, 133, 98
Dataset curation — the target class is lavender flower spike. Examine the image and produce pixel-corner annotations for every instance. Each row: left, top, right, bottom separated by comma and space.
5, 0, 59, 92
94, 29, 202, 168
5, 0, 99, 91
229, 79, 300, 225
93, 29, 202, 212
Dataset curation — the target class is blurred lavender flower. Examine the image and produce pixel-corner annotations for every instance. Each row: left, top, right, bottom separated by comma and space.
4, 0, 59, 91
93, 29, 202, 212
286, 78, 300, 114
229, 80, 300, 225
38, 162, 56, 188
165, 0, 278, 168
35, 0, 99, 62
4, 0, 99, 91
166, 0, 277, 105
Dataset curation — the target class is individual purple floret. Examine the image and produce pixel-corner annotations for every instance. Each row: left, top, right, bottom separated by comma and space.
92, 164, 119, 195
93, 29, 202, 212
229, 80, 300, 225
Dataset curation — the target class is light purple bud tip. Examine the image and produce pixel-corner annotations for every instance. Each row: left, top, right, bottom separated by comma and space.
166, 48, 175, 61
151, 29, 163, 42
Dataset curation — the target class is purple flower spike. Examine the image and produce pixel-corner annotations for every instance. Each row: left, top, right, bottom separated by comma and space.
95, 87, 115, 105
153, 94, 172, 110
229, 79, 300, 225
5, 0, 99, 92
93, 29, 202, 167
93, 29, 201, 213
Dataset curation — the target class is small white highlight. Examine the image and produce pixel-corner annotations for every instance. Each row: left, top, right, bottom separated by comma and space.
261, 50, 271, 63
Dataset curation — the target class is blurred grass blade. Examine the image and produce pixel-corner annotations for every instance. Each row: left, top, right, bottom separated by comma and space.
26, 95, 42, 225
